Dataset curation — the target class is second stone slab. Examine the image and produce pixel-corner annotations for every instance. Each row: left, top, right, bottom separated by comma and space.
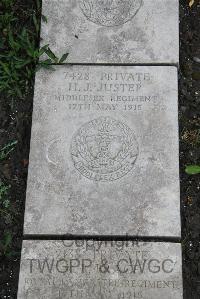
24, 65, 180, 237
17, 240, 183, 299
40, 0, 179, 64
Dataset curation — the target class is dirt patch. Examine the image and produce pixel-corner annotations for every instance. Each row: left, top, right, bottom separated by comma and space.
180, 1, 200, 298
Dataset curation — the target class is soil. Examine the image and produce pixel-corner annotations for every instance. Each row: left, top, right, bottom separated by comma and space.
0, 0, 200, 298
180, 1, 200, 298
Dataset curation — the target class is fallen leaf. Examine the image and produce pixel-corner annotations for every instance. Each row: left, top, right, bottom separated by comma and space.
189, 0, 194, 7
185, 165, 200, 175
22, 159, 29, 167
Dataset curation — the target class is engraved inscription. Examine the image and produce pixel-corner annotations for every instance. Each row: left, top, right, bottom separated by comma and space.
19, 241, 182, 299
53, 70, 162, 113
79, 0, 143, 27
71, 116, 139, 181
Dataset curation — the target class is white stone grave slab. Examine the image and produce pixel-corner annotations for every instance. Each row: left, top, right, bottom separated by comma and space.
24, 65, 180, 237
17, 240, 183, 299
40, 0, 179, 64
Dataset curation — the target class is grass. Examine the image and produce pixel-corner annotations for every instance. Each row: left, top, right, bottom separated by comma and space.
0, 0, 68, 101
0, 140, 17, 161
0, 0, 69, 264
0, 0, 43, 259
0, 182, 10, 205
0, 0, 41, 100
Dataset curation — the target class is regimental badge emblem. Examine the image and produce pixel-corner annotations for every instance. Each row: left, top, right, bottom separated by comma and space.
71, 117, 139, 181
79, 0, 143, 27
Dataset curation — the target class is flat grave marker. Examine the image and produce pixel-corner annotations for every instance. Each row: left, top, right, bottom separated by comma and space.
17, 240, 183, 299
24, 65, 180, 237
40, 0, 179, 64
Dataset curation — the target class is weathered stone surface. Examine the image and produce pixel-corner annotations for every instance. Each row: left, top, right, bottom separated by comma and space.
24, 65, 180, 236
17, 240, 183, 299
40, 0, 179, 64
